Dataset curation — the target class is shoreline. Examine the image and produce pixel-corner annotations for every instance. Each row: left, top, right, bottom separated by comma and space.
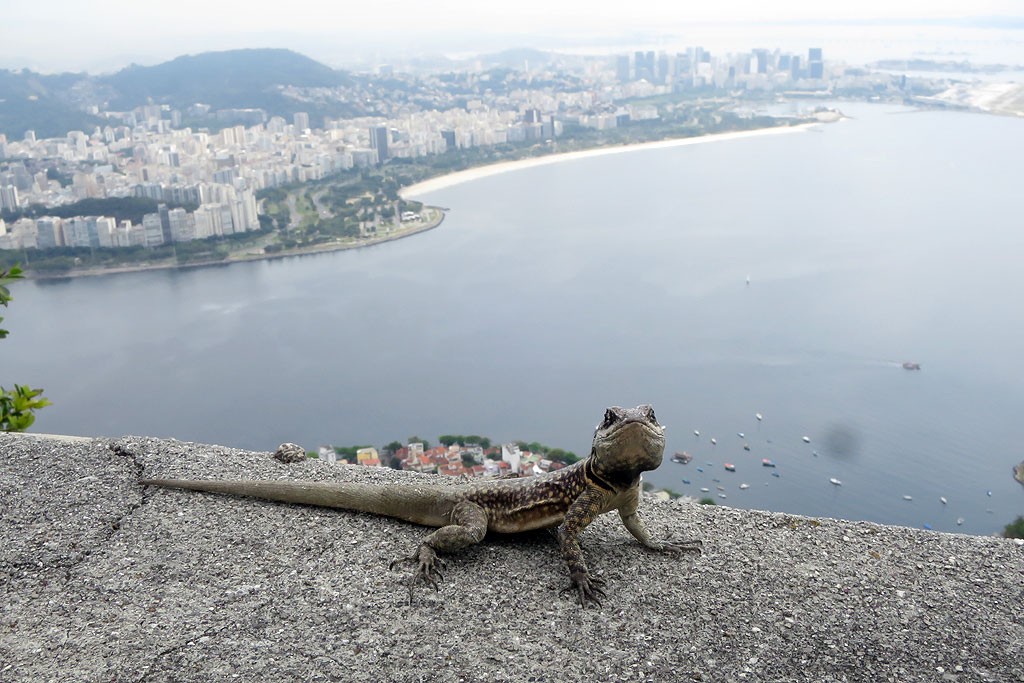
25, 122, 822, 280
28, 210, 445, 281
400, 122, 820, 198
1015, 461, 1024, 486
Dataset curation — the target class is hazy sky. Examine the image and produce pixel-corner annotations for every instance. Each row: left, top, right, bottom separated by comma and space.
2, 0, 1022, 73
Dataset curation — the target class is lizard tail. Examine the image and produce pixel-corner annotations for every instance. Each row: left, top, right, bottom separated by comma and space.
140, 478, 453, 527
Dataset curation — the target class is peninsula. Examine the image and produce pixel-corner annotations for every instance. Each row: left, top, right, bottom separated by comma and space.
4, 117, 824, 279
0, 41, 987, 279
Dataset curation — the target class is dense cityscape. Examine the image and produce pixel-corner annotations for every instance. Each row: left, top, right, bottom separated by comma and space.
0, 44, 952, 258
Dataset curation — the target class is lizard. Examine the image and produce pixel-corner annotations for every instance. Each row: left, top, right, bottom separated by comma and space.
140, 404, 702, 606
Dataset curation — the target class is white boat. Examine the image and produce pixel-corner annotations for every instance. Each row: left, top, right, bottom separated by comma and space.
755, 413, 763, 421
739, 483, 750, 490
940, 497, 947, 505
802, 436, 811, 443
903, 495, 913, 501
829, 478, 842, 486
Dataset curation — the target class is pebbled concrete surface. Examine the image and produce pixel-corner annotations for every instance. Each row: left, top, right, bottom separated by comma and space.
1, 432, 1022, 682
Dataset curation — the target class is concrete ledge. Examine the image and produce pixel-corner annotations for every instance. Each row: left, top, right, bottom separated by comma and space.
2, 432, 1022, 682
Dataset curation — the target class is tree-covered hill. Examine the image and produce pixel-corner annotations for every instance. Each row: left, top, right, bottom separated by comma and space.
99, 48, 354, 112
0, 49, 361, 139
0, 70, 105, 139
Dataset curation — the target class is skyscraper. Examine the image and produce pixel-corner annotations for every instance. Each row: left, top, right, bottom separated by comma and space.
369, 126, 389, 163
808, 48, 824, 79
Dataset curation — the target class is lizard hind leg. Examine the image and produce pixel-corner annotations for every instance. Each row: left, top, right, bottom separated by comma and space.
389, 500, 488, 600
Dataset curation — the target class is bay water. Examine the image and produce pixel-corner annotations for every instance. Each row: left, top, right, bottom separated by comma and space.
6, 102, 1023, 535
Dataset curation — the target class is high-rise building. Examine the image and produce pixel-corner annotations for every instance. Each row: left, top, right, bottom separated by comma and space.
168, 207, 193, 242
158, 203, 173, 244
142, 213, 165, 247
615, 55, 631, 82
369, 126, 389, 163
294, 112, 310, 131
808, 48, 824, 79
0, 185, 19, 211
35, 217, 62, 249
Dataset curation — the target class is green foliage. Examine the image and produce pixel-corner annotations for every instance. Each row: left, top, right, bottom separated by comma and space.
438, 434, 491, 449
699, 497, 717, 505
331, 445, 374, 459
0, 384, 52, 431
4, 197, 197, 226
515, 440, 579, 464
0, 264, 21, 339
1, 265, 51, 431
1004, 516, 1024, 539
407, 436, 430, 449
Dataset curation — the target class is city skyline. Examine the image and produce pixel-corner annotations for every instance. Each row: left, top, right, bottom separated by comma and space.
2, 1, 1022, 74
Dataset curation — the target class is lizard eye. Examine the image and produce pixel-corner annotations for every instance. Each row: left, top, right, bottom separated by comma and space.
601, 408, 618, 429
641, 405, 657, 424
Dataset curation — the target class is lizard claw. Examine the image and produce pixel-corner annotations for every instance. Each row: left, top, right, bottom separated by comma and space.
659, 538, 703, 554
562, 571, 606, 608
390, 544, 444, 594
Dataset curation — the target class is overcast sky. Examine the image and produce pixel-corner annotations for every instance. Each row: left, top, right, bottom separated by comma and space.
2, 0, 1022, 73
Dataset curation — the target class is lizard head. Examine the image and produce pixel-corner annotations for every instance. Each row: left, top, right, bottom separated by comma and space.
590, 405, 666, 483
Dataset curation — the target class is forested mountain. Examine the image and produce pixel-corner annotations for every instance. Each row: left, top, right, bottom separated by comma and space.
0, 49, 357, 138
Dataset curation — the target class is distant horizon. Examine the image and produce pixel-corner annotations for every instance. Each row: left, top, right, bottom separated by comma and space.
2, 12, 1023, 75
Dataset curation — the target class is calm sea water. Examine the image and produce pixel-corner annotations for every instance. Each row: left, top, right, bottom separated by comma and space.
5, 103, 1023, 535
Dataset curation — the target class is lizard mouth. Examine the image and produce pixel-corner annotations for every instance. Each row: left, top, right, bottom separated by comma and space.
594, 421, 666, 467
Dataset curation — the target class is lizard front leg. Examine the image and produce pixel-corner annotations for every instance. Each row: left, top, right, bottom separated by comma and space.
556, 486, 612, 607
617, 485, 702, 553
390, 500, 488, 599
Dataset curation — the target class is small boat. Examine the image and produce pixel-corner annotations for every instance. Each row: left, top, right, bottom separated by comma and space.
700, 487, 710, 493
761, 458, 776, 468
829, 478, 842, 486
716, 486, 725, 491
755, 413, 763, 421
802, 436, 811, 443
694, 430, 700, 437
940, 497, 947, 505
903, 495, 913, 501
743, 443, 751, 451
739, 483, 750, 490
682, 479, 691, 485
718, 493, 727, 499
671, 452, 693, 464
987, 490, 993, 497
923, 523, 933, 530
696, 467, 704, 473
902, 362, 921, 370
710, 438, 717, 445
771, 472, 781, 478
956, 517, 964, 525
724, 463, 736, 472
737, 432, 745, 438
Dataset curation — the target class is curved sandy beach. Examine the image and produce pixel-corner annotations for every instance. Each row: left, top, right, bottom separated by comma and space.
401, 123, 819, 198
